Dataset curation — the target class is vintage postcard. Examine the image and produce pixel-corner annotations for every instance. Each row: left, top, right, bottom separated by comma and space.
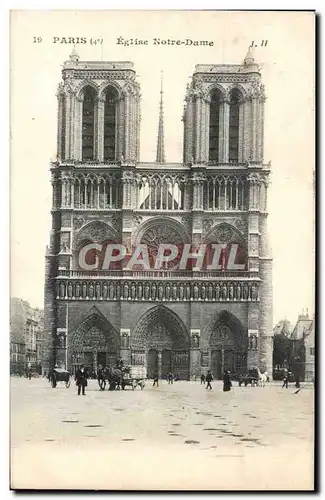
10, 10, 315, 490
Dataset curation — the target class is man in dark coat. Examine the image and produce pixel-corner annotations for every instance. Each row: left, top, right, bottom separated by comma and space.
200, 374, 206, 385
282, 371, 289, 388
206, 370, 213, 390
223, 370, 232, 392
153, 373, 159, 387
75, 365, 88, 395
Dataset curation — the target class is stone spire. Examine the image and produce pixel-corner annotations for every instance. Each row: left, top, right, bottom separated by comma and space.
156, 71, 165, 163
69, 45, 80, 62
244, 45, 255, 66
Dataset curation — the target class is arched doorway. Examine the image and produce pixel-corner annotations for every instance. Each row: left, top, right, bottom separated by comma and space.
69, 306, 119, 375
204, 310, 247, 379
147, 349, 158, 378
131, 306, 190, 380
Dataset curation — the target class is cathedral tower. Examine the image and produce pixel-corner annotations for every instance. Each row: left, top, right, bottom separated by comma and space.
44, 48, 273, 379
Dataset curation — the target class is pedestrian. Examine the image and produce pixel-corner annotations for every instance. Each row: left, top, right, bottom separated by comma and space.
168, 373, 173, 384
295, 373, 300, 389
75, 365, 88, 395
153, 373, 159, 387
282, 373, 289, 389
206, 370, 213, 390
200, 373, 206, 385
223, 370, 232, 392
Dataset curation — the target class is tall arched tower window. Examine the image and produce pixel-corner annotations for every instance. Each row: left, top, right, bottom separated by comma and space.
82, 87, 96, 161
209, 90, 222, 161
104, 87, 118, 162
229, 89, 241, 163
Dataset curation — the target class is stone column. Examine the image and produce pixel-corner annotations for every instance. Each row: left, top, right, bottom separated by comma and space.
247, 302, 259, 369
192, 177, 199, 210
223, 100, 230, 162
120, 329, 131, 365
185, 97, 194, 163
74, 97, 83, 161
195, 96, 202, 162
218, 101, 224, 162
258, 97, 266, 163
200, 98, 208, 162
158, 351, 162, 378
130, 94, 137, 162
243, 100, 251, 161
43, 249, 57, 373
190, 330, 201, 378
203, 97, 210, 164
64, 92, 72, 160
116, 96, 124, 161
238, 100, 245, 163
96, 97, 105, 162
136, 96, 141, 162
57, 94, 64, 160
252, 97, 258, 162
258, 211, 273, 378
124, 93, 130, 160
122, 171, 134, 209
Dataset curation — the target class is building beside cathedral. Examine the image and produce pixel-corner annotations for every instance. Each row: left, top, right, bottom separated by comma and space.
43, 47, 273, 379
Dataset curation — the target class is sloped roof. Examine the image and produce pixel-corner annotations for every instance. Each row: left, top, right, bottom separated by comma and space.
291, 316, 313, 341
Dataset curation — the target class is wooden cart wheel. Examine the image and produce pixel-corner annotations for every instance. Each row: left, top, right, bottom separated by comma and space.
51, 378, 57, 388
66, 380, 71, 388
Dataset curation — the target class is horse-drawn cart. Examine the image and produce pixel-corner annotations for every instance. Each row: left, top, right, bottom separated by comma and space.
122, 366, 146, 390
49, 368, 71, 388
98, 365, 146, 391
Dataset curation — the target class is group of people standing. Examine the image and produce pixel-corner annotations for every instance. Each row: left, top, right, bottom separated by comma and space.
201, 370, 232, 392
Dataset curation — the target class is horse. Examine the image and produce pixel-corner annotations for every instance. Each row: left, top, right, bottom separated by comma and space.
257, 367, 268, 387
97, 366, 124, 391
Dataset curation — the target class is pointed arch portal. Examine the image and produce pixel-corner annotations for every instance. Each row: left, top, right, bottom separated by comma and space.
204, 310, 247, 379
69, 307, 119, 374
131, 306, 190, 379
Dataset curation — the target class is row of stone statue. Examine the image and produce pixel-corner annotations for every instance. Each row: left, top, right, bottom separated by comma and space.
57, 280, 259, 301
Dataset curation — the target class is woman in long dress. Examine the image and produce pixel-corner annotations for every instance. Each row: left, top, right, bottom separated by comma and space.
223, 370, 232, 392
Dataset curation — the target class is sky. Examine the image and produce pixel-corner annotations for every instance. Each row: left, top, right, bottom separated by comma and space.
10, 10, 315, 325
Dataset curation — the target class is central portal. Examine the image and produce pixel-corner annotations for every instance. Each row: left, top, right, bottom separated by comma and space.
132, 306, 190, 380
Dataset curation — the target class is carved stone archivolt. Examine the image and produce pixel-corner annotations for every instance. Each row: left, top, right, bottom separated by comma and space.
74, 220, 118, 249
131, 305, 190, 351
56, 280, 259, 302
69, 307, 119, 355
204, 222, 245, 245
133, 217, 190, 247
204, 310, 247, 350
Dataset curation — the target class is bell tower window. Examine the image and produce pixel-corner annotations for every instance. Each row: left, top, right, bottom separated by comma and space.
82, 87, 96, 161
229, 89, 241, 163
104, 87, 118, 162
209, 90, 222, 162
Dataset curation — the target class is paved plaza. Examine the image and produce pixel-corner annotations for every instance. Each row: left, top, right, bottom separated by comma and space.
11, 377, 314, 490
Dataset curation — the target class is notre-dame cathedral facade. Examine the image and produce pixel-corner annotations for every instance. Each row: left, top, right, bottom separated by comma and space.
43, 47, 273, 380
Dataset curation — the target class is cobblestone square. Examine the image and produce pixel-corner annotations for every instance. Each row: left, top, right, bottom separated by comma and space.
11, 378, 314, 490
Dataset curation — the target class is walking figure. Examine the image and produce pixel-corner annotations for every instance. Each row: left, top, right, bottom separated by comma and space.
168, 373, 174, 384
200, 374, 206, 385
282, 372, 289, 388
223, 370, 232, 392
75, 365, 88, 395
153, 373, 159, 387
206, 370, 213, 390
295, 373, 300, 389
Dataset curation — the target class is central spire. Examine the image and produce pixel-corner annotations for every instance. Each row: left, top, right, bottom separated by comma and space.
156, 71, 165, 163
